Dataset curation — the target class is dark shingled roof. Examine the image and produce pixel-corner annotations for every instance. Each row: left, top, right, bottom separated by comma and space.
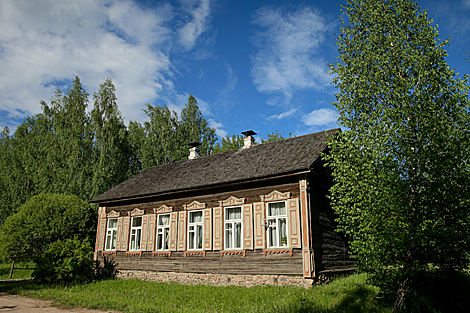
90, 128, 339, 203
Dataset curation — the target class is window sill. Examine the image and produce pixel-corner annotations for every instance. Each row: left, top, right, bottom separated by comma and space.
184, 251, 206, 257
263, 249, 293, 257
153, 251, 171, 257
126, 251, 142, 257
220, 250, 246, 257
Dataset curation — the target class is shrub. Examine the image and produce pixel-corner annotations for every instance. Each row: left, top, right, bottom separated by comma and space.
94, 256, 118, 280
33, 238, 94, 283
0, 194, 96, 258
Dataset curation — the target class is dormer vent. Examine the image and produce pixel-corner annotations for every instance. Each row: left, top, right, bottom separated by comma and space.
241, 130, 257, 149
188, 142, 201, 160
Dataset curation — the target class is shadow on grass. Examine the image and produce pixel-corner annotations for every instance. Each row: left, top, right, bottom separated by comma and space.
0, 280, 40, 294
278, 285, 390, 313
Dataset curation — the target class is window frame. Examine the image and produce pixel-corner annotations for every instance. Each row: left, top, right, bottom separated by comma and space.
187, 210, 204, 250
266, 201, 288, 248
105, 218, 118, 251
224, 206, 243, 250
129, 216, 143, 251
156, 213, 171, 251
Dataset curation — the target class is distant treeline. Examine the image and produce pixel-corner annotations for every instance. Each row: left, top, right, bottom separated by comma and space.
0, 76, 289, 224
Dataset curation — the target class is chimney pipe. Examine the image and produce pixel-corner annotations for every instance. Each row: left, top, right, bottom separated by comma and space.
188, 142, 201, 159
241, 130, 257, 149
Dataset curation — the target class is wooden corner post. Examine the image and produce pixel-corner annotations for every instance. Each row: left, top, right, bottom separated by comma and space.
300, 174, 315, 278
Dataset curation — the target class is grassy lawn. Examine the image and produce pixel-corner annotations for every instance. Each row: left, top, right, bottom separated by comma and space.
0, 261, 35, 280
0, 273, 391, 313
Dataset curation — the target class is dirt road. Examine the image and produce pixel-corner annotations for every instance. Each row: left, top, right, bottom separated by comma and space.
0, 293, 119, 313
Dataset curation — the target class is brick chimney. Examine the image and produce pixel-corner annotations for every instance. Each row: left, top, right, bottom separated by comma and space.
188, 142, 201, 159
241, 130, 257, 149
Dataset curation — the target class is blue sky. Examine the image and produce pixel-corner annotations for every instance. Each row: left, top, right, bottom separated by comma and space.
0, 0, 469, 141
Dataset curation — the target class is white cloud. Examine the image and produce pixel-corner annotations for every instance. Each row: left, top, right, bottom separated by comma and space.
208, 118, 227, 138
0, 0, 213, 129
301, 108, 336, 127
177, 0, 212, 51
267, 108, 297, 120
251, 6, 333, 104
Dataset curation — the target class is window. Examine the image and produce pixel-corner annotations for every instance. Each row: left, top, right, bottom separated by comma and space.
267, 201, 287, 248
225, 207, 242, 249
105, 218, 118, 250
188, 211, 203, 250
156, 214, 170, 250
129, 216, 142, 250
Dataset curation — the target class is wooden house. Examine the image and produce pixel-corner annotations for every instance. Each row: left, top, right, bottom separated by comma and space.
90, 128, 354, 287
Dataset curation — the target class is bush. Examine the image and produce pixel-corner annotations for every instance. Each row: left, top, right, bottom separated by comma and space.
33, 238, 94, 283
0, 194, 96, 258
94, 256, 118, 280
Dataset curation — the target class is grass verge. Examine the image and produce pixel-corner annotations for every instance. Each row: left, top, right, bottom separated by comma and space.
0, 273, 390, 313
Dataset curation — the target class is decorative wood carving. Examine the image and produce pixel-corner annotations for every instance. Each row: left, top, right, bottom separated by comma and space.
128, 208, 145, 216
260, 190, 291, 202
183, 201, 206, 210
126, 251, 142, 257
102, 251, 117, 256
154, 205, 173, 214
220, 251, 246, 257
218, 196, 246, 207
263, 249, 293, 257
153, 252, 171, 257
107, 210, 120, 218
184, 251, 206, 257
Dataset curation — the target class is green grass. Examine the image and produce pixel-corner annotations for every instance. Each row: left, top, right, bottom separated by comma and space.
0, 261, 34, 280
0, 273, 391, 313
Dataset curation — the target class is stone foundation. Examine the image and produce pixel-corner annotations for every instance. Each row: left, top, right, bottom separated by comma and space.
116, 270, 314, 288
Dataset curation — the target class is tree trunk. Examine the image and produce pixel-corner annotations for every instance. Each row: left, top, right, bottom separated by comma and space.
392, 275, 410, 313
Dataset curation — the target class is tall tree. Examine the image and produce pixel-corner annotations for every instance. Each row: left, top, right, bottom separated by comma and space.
327, 0, 470, 311
91, 78, 130, 198
212, 134, 245, 153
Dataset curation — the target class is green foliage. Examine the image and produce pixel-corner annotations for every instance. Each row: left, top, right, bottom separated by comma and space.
261, 130, 293, 143
33, 238, 94, 284
327, 0, 470, 310
91, 78, 132, 198
212, 134, 245, 153
131, 94, 217, 170
94, 256, 118, 281
0, 194, 96, 258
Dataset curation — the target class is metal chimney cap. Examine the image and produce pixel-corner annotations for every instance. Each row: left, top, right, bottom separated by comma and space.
241, 130, 257, 137
188, 141, 201, 148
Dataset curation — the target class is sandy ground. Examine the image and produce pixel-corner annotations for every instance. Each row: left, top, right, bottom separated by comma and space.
0, 292, 120, 313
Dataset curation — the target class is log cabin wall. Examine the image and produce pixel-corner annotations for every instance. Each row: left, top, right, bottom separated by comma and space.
309, 161, 355, 273
97, 176, 305, 277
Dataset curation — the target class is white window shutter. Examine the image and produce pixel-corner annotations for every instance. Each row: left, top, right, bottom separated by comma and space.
203, 208, 212, 250
287, 198, 302, 248
177, 211, 187, 251
97, 215, 107, 251
253, 202, 266, 249
121, 216, 130, 251
242, 204, 254, 250
115, 217, 124, 250
213, 207, 223, 250
169, 212, 178, 251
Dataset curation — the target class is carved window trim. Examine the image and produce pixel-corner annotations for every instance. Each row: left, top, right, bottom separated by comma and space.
218, 196, 246, 207
260, 190, 291, 202
183, 201, 206, 210
107, 210, 120, 218
128, 208, 145, 216
154, 205, 173, 214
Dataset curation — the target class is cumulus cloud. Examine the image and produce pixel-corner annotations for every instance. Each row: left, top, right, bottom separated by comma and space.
251, 6, 333, 105
177, 0, 212, 51
267, 108, 297, 120
208, 119, 227, 138
0, 0, 213, 130
301, 108, 336, 127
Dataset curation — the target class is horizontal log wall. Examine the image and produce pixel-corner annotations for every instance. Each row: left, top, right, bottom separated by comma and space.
309, 170, 355, 272
99, 250, 303, 276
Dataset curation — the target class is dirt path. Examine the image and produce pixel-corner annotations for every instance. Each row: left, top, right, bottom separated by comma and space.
0, 293, 120, 313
